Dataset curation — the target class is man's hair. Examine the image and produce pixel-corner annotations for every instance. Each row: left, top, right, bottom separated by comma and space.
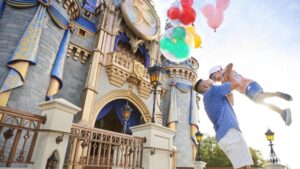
194, 79, 203, 91
209, 73, 215, 80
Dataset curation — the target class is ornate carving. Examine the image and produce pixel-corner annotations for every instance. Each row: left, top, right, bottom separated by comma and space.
105, 52, 131, 87
62, 0, 80, 20
120, 0, 160, 40
133, 60, 144, 78
104, 51, 152, 98
137, 80, 152, 98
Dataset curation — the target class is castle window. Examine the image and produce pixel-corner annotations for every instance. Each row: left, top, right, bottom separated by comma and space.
84, 11, 92, 19
78, 28, 86, 38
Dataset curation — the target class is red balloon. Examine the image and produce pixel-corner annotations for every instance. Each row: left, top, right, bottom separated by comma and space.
179, 7, 196, 25
181, 0, 194, 7
167, 7, 181, 20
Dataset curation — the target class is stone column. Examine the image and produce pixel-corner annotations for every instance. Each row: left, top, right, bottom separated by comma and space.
131, 123, 176, 169
30, 98, 81, 169
194, 161, 207, 169
265, 163, 287, 169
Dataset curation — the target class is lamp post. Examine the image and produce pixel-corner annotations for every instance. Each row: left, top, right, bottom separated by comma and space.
265, 128, 279, 164
195, 130, 203, 161
148, 63, 163, 123
46, 152, 58, 169
122, 101, 132, 134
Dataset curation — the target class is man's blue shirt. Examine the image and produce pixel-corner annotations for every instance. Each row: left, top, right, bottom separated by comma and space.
203, 82, 240, 142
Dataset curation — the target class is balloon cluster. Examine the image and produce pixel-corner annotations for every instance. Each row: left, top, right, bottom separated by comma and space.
202, 0, 230, 32
160, 0, 202, 63
159, 0, 230, 63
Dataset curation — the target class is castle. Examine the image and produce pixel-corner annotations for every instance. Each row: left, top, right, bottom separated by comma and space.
0, 0, 202, 168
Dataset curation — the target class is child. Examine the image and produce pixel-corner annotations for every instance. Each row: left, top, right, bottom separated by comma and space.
209, 63, 293, 126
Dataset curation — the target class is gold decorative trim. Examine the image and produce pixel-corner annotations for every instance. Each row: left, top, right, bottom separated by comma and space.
104, 51, 152, 98
63, 0, 80, 20
120, 0, 160, 41
105, 52, 131, 87
137, 81, 152, 98
90, 89, 152, 124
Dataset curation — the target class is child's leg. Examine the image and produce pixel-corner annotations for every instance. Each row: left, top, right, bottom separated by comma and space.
259, 101, 283, 114
260, 101, 292, 126
256, 92, 292, 101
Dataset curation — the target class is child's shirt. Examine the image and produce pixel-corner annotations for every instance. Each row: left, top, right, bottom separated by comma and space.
222, 70, 253, 94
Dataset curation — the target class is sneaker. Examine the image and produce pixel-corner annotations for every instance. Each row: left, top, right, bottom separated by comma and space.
276, 92, 293, 101
281, 108, 292, 126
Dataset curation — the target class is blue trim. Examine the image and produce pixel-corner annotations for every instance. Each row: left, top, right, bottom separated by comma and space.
114, 32, 130, 50
48, 3, 69, 29
114, 32, 150, 68
74, 16, 96, 33
83, 3, 95, 13
0, 0, 5, 17
6, 0, 38, 7
138, 45, 150, 68
51, 29, 71, 89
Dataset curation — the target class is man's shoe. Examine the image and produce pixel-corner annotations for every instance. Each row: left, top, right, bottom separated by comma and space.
281, 108, 292, 126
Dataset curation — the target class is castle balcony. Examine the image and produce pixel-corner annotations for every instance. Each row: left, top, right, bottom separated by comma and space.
104, 51, 152, 98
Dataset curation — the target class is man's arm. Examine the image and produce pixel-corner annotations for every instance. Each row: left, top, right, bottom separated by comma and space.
227, 92, 234, 106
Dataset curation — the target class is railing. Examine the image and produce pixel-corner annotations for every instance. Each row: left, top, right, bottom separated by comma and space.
65, 123, 145, 169
0, 106, 46, 167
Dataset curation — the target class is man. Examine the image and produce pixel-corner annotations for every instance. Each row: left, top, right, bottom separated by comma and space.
194, 63, 253, 169
208, 63, 292, 126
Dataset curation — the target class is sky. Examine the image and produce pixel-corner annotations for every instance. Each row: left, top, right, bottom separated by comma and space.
152, 0, 300, 168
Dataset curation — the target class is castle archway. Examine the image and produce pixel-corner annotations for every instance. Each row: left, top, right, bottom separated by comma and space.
90, 90, 151, 129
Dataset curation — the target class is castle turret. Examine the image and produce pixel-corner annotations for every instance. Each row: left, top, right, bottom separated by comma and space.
161, 56, 200, 168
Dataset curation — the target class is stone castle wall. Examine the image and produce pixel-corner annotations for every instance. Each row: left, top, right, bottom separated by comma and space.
0, 3, 90, 114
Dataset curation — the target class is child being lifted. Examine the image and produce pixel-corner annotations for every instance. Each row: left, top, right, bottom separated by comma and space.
209, 63, 293, 126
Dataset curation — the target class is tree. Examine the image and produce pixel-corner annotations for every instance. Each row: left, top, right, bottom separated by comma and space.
200, 135, 266, 168
249, 147, 267, 168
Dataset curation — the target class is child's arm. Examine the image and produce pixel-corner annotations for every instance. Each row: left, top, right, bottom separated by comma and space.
222, 63, 233, 82
226, 63, 239, 91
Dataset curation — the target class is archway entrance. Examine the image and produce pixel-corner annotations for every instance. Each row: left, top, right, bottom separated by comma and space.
94, 99, 145, 134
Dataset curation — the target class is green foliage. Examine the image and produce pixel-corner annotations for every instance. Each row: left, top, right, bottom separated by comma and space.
200, 135, 266, 168
200, 135, 231, 167
249, 147, 267, 168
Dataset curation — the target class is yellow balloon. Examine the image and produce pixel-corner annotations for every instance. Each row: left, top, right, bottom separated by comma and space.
187, 26, 202, 48
185, 27, 194, 47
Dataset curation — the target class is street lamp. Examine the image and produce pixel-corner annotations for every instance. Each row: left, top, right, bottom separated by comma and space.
265, 128, 279, 164
122, 101, 132, 134
195, 130, 203, 161
46, 152, 58, 169
148, 63, 163, 123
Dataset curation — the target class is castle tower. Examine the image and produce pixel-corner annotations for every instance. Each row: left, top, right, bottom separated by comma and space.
160, 57, 200, 168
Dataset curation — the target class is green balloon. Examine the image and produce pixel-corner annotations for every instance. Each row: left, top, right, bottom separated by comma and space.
173, 39, 189, 59
173, 27, 186, 40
